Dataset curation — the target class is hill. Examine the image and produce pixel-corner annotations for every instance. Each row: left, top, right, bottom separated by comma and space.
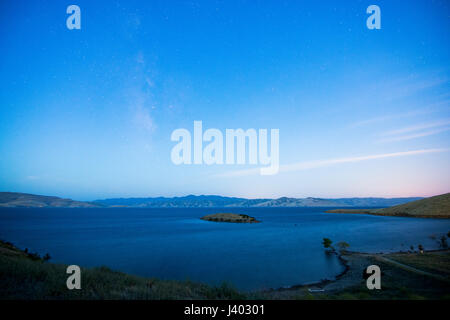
0, 192, 424, 209
94, 195, 253, 208
326, 193, 450, 218
0, 240, 243, 299
94, 195, 422, 208
373, 193, 450, 218
0, 192, 99, 208
1, 239, 449, 300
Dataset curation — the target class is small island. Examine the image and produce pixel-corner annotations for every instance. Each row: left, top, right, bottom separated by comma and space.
200, 213, 260, 223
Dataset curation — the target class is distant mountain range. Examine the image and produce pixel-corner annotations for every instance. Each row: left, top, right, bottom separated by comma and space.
0, 192, 423, 208
95, 195, 423, 208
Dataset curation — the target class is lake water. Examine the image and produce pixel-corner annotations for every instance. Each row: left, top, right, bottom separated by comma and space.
0, 207, 449, 291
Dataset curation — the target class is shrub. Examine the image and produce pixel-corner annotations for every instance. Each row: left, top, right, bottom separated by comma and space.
322, 238, 334, 252
337, 241, 350, 252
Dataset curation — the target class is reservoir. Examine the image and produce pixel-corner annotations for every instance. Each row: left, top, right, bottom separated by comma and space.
0, 207, 448, 291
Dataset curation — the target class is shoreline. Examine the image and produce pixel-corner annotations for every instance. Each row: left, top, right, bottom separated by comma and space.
325, 208, 450, 219
1, 239, 449, 299
264, 252, 350, 293
265, 248, 450, 294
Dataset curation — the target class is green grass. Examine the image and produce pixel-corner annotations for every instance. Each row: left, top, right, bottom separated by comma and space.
307, 252, 450, 300
2, 240, 449, 300
326, 193, 450, 218
374, 193, 450, 218
0, 240, 245, 300
387, 252, 450, 278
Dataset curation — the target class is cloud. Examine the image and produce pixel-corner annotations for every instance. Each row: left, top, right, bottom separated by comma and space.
378, 127, 450, 143
352, 109, 437, 127
351, 75, 450, 128
380, 119, 450, 136
376, 119, 450, 142
216, 148, 448, 178
385, 77, 448, 101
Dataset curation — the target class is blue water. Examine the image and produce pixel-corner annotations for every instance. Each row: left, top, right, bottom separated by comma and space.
0, 207, 449, 291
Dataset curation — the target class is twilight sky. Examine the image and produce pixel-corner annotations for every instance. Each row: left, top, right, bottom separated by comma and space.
0, 0, 449, 200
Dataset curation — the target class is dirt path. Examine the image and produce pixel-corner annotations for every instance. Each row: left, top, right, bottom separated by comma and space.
321, 250, 450, 292
374, 255, 450, 283
260, 250, 450, 299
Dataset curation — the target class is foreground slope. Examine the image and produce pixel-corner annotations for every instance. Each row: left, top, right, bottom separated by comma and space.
0, 240, 243, 300
1, 240, 449, 300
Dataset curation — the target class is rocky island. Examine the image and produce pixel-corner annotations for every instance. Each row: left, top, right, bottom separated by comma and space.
200, 213, 260, 223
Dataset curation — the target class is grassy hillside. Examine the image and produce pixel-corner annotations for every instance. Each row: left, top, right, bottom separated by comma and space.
373, 193, 450, 218
0, 240, 244, 300
0, 192, 99, 208
326, 193, 450, 218
1, 240, 449, 300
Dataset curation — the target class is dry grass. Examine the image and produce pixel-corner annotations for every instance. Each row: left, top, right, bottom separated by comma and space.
326, 193, 450, 218
2, 239, 449, 300
374, 193, 450, 218
0, 240, 245, 300
387, 252, 450, 278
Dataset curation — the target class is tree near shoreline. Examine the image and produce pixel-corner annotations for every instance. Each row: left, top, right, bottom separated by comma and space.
322, 238, 335, 253
337, 241, 350, 253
